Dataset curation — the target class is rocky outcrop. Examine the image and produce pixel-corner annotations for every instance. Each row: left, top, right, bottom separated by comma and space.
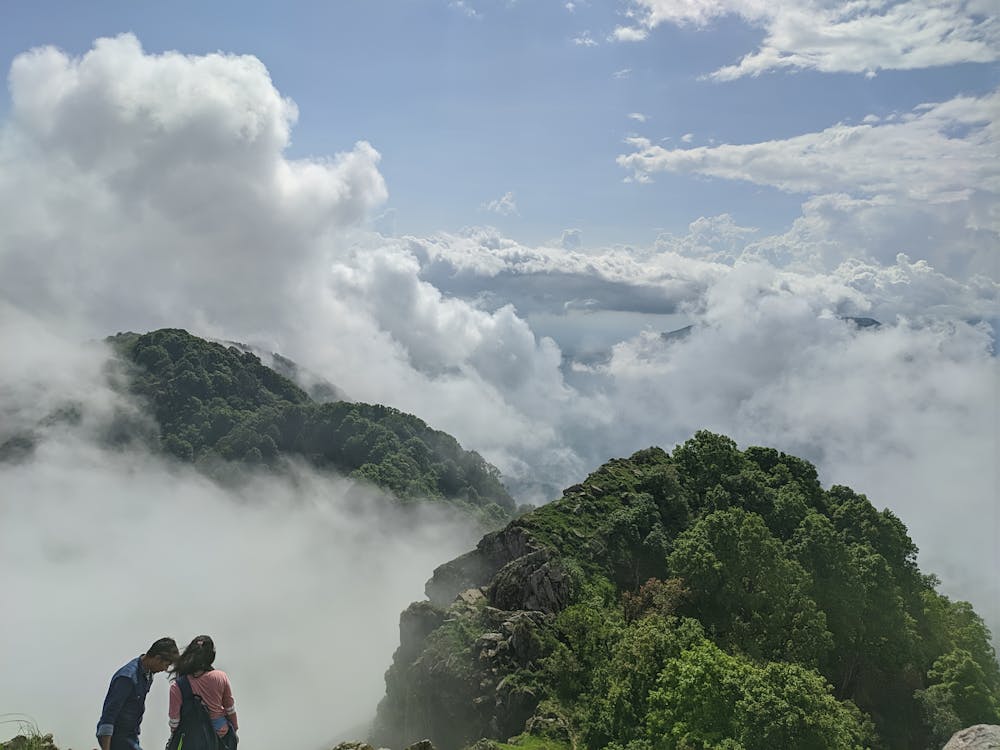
373, 521, 573, 750
396, 601, 447, 666
425, 524, 539, 607
486, 550, 572, 613
944, 725, 1000, 749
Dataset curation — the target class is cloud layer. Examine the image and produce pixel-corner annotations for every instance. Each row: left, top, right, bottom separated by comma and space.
619, 90, 1000, 277
614, 0, 1000, 78
0, 311, 481, 750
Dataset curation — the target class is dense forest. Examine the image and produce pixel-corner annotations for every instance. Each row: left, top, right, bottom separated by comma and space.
373, 432, 1000, 750
99, 329, 514, 522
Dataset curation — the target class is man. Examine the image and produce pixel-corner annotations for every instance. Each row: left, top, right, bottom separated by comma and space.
95, 637, 179, 750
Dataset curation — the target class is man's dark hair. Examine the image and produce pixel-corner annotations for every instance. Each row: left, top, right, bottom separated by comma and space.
148, 637, 180, 660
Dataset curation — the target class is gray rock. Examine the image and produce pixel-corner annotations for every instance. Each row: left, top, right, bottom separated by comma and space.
486, 549, 572, 614
426, 525, 538, 607
403, 741, 437, 750
944, 725, 1000, 750
397, 601, 446, 666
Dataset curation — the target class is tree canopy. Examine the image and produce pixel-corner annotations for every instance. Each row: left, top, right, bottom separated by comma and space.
374, 431, 1000, 750
106, 329, 514, 520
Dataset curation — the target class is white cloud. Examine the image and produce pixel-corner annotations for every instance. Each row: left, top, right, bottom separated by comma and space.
628, 112, 648, 122
655, 213, 759, 263
0, 34, 387, 336
612, 25, 650, 41
481, 190, 519, 216
615, 0, 1000, 77
619, 89, 1000, 276
743, 192, 1000, 277
613, 67, 633, 78
681, 132, 694, 142
573, 31, 599, 46
619, 90, 999, 201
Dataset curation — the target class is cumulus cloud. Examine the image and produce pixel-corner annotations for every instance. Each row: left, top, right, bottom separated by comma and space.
627, 112, 648, 122
613, 0, 1000, 78
619, 90, 1000, 276
481, 190, 519, 216
612, 25, 650, 41
655, 213, 759, 264
0, 34, 387, 337
572, 31, 599, 46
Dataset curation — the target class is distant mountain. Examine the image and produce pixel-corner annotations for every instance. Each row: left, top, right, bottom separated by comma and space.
660, 324, 694, 343
96, 329, 514, 521
221, 339, 349, 403
841, 316, 882, 329
371, 432, 1000, 750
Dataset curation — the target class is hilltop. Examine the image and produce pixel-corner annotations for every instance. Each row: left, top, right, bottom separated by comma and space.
1, 328, 515, 524
372, 432, 1000, 749
108, 329, 515, 521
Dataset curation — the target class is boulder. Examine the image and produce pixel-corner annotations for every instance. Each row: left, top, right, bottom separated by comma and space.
426, 525, 538, 607
943, 725, 1000, 750
486, 550, 572, 614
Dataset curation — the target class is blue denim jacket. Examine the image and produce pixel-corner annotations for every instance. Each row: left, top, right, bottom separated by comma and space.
96, 656, 152, 750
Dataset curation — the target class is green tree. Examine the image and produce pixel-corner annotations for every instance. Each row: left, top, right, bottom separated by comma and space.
668, 507, 832, 665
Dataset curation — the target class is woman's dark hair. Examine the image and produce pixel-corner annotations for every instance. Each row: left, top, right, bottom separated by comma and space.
173, 635, 216, 676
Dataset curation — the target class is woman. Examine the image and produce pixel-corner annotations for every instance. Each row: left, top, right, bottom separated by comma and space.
168, 635, 239, 748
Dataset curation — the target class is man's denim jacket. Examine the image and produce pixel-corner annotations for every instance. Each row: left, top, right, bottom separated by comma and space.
96, 656, 151, 747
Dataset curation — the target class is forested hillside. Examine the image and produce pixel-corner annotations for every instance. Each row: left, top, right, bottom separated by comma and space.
102, 329, 514, 521
372, 432, 1000, 750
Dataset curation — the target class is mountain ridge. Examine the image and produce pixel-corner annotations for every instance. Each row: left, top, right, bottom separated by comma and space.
371, 432, 1000, 750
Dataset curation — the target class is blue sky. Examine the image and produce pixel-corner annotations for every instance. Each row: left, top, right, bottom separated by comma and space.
3, 0, 995, 246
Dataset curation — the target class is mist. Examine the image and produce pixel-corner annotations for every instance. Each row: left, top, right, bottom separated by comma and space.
0, 315, 481, 750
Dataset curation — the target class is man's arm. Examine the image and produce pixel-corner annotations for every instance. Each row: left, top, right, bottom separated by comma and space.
96, 676, 131, 748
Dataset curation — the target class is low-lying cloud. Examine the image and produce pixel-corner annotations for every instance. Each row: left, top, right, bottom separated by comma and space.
0, 314, 481, 750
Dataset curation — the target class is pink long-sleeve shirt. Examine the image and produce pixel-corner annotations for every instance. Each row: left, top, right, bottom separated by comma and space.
168, 670, 238, 736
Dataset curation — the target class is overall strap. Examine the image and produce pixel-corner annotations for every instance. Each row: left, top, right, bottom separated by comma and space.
178, 675, 195, 702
